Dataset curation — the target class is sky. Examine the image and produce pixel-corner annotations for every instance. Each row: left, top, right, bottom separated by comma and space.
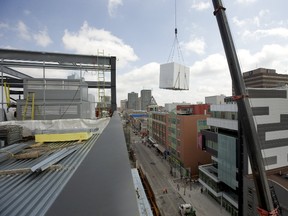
1, 0, 288, 107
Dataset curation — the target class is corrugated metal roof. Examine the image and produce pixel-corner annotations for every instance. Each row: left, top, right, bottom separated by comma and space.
0, 134, 100, 216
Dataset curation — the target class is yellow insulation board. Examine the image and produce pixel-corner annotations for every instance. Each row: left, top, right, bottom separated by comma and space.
35, 132, 93, 143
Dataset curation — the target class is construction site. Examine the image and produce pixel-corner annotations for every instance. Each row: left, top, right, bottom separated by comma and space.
0, 48, 145, 216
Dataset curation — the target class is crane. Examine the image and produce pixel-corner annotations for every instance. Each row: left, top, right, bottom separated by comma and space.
211, 0, 279, 215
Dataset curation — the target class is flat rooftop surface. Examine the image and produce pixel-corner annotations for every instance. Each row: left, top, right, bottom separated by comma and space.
0, 114, 139, 216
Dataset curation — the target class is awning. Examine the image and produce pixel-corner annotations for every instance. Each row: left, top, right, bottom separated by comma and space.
148, 137, 156, 143
156, 144, 166, 153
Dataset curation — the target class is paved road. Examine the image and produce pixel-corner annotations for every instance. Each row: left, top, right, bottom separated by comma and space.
132, 134, 184, 216
131, 132, 231, 216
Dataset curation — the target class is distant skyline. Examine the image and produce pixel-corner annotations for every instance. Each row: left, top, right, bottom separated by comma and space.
1, 0, 288, 106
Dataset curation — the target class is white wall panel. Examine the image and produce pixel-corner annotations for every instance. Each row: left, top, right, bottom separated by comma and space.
248, 146, 288, 174
207, 118, 238, 130
266, 130, 288, 141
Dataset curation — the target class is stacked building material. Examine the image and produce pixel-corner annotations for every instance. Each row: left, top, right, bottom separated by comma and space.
0, 125, 23, 146
0, 142, 30, 163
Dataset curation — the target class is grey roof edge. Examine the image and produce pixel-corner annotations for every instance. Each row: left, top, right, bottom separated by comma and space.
45, 112, 140, 216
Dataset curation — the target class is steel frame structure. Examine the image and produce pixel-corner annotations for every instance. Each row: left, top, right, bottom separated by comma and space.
0, 48, 117, 112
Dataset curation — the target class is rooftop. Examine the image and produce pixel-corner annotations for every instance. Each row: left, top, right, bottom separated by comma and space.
0, 113, 140, 216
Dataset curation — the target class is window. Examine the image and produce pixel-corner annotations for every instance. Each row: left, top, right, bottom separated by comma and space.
264, 156, 277, 166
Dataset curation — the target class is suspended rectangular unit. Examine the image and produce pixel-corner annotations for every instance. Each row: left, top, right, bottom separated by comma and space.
159, 62, 190, 90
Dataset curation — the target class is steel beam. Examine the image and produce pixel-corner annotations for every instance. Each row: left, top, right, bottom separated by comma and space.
0, 48, 113, 66
0, 66, 32, 79
1, 61, 111, 71
1, 78, 112, 89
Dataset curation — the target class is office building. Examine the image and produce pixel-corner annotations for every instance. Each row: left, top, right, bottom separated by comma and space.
141, 89, 152, 111
243, 68, 288, 88
127, 92, 138, 110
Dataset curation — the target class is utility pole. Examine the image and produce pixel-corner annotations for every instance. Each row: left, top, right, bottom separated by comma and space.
211, 0, 276, 215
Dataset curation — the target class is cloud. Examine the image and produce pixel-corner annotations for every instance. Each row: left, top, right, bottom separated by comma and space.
116, 53, 233, 106
243, 27, 288, 39
232, 16, 261, 28
17, 21, 31, 40
33, 29, 53, 47
15, 21, 52, 47
238, 44, 288, 73
62, 21, 138, 68
191, 1, 210, 11
232, 10, 270, 29
182, 37, 206, 55
116, 62, 159, 103
117, 41, 288, 106
108, 0, 123, 17
190, 53, 227, 76
118, 62, 159, 90
236, 0, 257, 4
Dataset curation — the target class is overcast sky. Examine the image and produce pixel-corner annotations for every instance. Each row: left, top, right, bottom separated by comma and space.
1, 0, 288, 106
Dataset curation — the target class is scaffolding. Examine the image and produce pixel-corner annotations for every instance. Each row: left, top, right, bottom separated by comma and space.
96, 50, 107, 117
22, 92, 35, 120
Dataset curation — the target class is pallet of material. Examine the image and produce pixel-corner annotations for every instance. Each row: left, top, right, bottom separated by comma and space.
0, 125, 23, 146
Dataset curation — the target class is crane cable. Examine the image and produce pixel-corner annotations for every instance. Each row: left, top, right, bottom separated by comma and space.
167, 0, 185, 64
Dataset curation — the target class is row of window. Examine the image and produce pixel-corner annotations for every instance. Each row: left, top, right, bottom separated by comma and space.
206, 140, 218, 151
152, 114, 166, 122
168, 136, 180, 146
211, 111, 237, 120
200, 171, 239, 216
199, 171, 221, 193
168, 117, 181, 124
221, 198, 238, 216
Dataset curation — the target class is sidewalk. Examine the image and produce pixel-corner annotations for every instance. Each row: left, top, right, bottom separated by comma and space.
153, 150, 230, 216
168, 177, 230, 216
137, 136, 231, 216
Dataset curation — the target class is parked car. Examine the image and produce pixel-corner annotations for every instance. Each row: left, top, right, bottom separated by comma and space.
178, 203, 196, 216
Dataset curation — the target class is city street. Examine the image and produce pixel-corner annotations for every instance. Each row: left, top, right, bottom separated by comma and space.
131, 133, 184, 216
131, 131, 230, 216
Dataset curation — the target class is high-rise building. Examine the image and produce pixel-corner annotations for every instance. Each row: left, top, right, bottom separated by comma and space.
140, 89, 152, 111
127, 92, 138, 110
120, 99, 127, 111
243, 68, 288, 88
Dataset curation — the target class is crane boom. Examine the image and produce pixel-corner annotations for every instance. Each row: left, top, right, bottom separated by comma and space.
211, 0, 278, 215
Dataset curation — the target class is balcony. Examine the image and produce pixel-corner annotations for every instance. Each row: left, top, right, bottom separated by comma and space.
207, 117, 238, 130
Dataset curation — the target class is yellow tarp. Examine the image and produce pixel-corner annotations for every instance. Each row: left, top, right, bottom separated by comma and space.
35, 132, 93, 143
